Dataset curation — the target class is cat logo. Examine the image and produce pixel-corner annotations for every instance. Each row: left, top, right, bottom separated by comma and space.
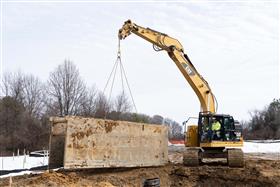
181, 63, 195, 76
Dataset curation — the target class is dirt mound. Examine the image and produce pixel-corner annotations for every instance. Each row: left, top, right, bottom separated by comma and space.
171, 162, 278, 187
30, 172, 116, 187
20, 171, 79, 186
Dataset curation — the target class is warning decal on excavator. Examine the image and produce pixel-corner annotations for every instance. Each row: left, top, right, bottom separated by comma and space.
181, 63, 195, 76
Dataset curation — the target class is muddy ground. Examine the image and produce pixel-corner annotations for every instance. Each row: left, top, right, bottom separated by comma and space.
0, 146, 279, 187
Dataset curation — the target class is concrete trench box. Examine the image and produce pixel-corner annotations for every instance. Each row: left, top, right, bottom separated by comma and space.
49, 116, 168, 169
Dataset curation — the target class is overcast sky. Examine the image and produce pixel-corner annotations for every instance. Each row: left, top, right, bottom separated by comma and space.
1, 1, 279, 123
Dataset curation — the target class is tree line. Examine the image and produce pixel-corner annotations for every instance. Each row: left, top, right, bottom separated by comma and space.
243, 99, 280, 140
0, 60, 183, 154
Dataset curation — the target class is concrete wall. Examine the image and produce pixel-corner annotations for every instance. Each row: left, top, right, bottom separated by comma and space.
49, 116, 168, 169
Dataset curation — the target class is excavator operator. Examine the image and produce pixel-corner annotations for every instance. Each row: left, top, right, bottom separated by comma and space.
212, 118, 221, 140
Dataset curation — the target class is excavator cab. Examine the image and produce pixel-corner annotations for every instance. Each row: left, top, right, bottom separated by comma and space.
198, 112, 243, 144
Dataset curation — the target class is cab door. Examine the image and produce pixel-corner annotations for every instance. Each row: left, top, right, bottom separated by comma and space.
198, 114, 211, 143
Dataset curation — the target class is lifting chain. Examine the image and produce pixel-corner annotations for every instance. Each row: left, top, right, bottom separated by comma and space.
103, 39, 138, 117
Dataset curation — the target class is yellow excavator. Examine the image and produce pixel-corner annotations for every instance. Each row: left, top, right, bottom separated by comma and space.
118, 20, 244, 167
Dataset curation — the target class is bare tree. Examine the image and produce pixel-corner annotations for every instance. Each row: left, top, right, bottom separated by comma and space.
1, 73, 11, 97
22, 74, 45, 118
150, 115, 164, 124
47, 60, 86, 116
44, 97, 61, 117
1, 72, 24, 103
106, 92, 132, 120
79, 86, 97, 117
170, 121, 183, 139
1, 72, 45, 118
94, 92, 112, 118
114, 92, 131, 113
163, 118, 183, 139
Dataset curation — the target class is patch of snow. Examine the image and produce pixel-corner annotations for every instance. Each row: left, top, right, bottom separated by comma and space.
0, 168, 61, 179
0, 155, 48, 171
242, 141, 280, 153
168, 141, 280, 153
0, 170, 43, 179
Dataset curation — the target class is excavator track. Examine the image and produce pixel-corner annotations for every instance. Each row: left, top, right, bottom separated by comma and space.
183, 148, 200, 166
227, 149, 244, 167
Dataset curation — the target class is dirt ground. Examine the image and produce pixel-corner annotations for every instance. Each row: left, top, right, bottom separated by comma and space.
1, 147, 279, 187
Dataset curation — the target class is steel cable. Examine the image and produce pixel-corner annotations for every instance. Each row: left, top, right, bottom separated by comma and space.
103, 39, 138, 114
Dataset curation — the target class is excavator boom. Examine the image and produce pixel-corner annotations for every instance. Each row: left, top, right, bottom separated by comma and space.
119, 20, 216, 113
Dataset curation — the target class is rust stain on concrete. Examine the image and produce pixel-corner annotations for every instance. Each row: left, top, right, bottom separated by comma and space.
71, 132, 85, 140
85, 128, 93, 137
153, 127, 162, 133
104, 120, 119, 133
73, 142, 88, 149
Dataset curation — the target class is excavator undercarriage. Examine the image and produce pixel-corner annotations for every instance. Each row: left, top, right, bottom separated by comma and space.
183, 147, 244, 167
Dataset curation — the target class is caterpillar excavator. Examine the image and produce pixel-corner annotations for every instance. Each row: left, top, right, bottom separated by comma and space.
118, 20, 244, 167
